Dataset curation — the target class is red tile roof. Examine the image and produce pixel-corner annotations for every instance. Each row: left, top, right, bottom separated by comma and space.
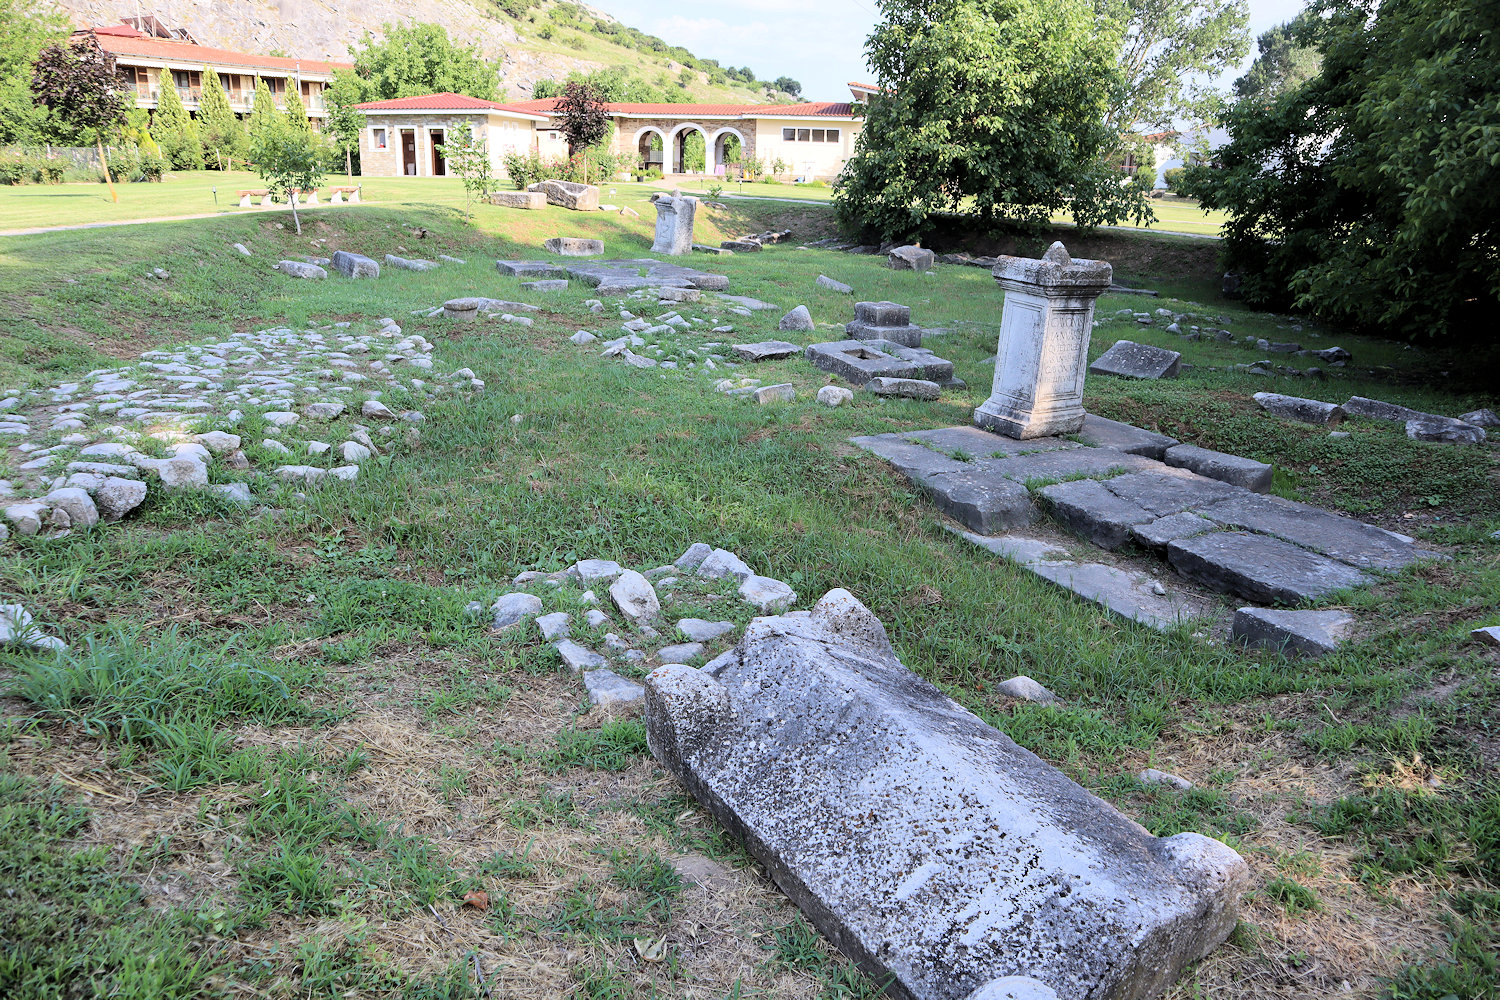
84, 27, 351, 75
847, 81, 879, 91
354, 92, 551, 119
505, 97, 855, 119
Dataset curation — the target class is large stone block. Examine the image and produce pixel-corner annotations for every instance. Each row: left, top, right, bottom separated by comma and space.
921, 468, 1036, 533
1167, 531, 1372, 604
487, 189, 546, 209
651, 194, 698, 255
888, 245, 936, 271
806, 340, 954, 386
1088, 340, 1181, 380
644, 590, 1248, 1000
1039, 478, 1155, 549
330, 250, 380, 279
1232, 607, 1354, 658
1076, 413, 1179, 460
544, 237, 604, 256
1163, 444, 1273, 493
846, 300, 925, 348
529, 180, 600, 211
1195, 493, 1423, 571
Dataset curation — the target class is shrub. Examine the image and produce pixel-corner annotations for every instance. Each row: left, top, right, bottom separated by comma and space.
0, 153, 27, 185
0, 151, 68, 185
1162, 166, 1185, 191
501, 149, 545, 189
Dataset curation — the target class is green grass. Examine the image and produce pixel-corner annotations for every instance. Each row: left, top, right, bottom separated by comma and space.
0, 197, 1496, 998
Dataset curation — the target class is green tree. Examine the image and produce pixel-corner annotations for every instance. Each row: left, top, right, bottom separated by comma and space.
249, 113, 323, 234
197, 67, 245, 169
1232, 16, 1320, 101
0, 0, 68, 144
283, 87, 311, 133
324, 71, 367, 176
836, 0, 1148, 240
150, 80, 202, 169
350, 23, 501, 101
438, 121, 493, 220
552, 80, 610, 182
247, 79, 281, 148
1098, 0, 1250, 130
773, 76, 801, 96
1182, 0, 1499, 340
29, 36, 127, 201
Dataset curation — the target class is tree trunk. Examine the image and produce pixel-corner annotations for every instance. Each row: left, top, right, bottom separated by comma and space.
290, 193, 301, 234
97, 138, 118, 203
346, 147, 352, 177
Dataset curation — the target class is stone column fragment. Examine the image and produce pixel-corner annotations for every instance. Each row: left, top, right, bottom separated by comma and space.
651, 194, 698, 255
974, 242, 1112, 439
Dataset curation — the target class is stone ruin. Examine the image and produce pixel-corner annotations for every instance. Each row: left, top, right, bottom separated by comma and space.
651, 193, 698, 256
495, 257, 729, 295
527, 180, 599, 212
645, 589, 1248, 1000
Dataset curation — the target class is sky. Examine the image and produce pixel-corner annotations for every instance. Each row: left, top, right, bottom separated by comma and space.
592, 0, 1311, 101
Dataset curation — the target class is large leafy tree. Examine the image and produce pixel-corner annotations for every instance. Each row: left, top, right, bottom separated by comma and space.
552, 81, 610, 181
350, 23, 501, 101
1183, 0, 1499, 340
1232, 16, 1320, 101
29, 35, 127, 202
836, 0, 1147, 240
1098, 0, 1249, 131
0, 0, 68, 144
197, 67, 245, 169
149, 81, 202, 170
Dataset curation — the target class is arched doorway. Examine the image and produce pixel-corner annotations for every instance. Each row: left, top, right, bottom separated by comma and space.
633, 126, 666, 173
711, 128, 745, 176
670, 124, 708, 175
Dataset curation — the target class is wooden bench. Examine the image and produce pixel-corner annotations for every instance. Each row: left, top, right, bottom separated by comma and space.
329, 185, 361, 204
238, 189, 272, 208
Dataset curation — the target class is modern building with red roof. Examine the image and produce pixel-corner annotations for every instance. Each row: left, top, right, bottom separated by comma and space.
354, 89, 867, 180
76, 22, 352, 123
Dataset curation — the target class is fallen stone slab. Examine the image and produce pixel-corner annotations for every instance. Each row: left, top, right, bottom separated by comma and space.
755, 384, 795, 404
850, 434, 971, 483
1458, 408, 1499, 428
721, 239, 762, 252
903, 426, 1078, 460
496, 260, 568, 279
330, 250, 380, 279
530, 179, 599, 211
544, 237, 604, 256
866, 376, 941, 401
1232, 607, 1354, 658
520, 279, 569, 292
920, 468, 1037, 534
733, 340, 802, 362
442, 298, 481, 321
1101, 470, 1242, 517
1254, 392, 1343, 425
1163, 444, 1273, 493
644, 590, 1247, 1000
556, 639, 609, 672
385, 254, 438, 271
1407, 418, 1486, 444
887, 245, 935, 271
1027, 559, 1204, 631
816, 275, 853, 294
1039, 478, 1155, 549
584, 668, 645, 707
975, 446, 1159, 485
1089, 340, 1181, 380
276, 260, 326, 279
1473, 625, 1500, 647
719, 294, 778, 311
1168, 531, 1372, 604
1195, 493, 1423, 571
1076, 414, 1179, 460
488, 190, 546, 209
806, 340, 955, 387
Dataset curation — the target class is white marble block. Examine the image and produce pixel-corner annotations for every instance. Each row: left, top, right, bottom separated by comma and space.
973, 242, 1112, 439
651, 194, 698, 255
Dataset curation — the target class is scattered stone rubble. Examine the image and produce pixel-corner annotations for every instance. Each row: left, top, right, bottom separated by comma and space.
0, 603, 67, 650
484, 544, 797, 710
1, 318, 478, 538
644, 588, 1248, 1000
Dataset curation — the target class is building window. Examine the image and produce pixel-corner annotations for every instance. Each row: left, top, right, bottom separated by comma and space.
797, 128, 811, 141
782, 128, 795, 141
826, 128, 840, 143
812, 129, 825, 142
372, 127, 388, 150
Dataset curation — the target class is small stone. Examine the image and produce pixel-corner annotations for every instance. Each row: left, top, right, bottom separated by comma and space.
555, 639, 608, 672
583, 667, 645, 706
43, 487, 98, 528
574, 559, 624, 584
1473, 625, 1500, 647
492, 592, 544, 630
816, 275, 853, 294
262, 439, 291, 454
211, 482, 254, 506
865, 377, 941, 400
304, 401, 346, 420
1139, 769, 1193, 791
195, 431, 242, 454
697, 548, 754, 581
738, 575, 796, 613
339, 441, 372, 463
754, 384, 795, 404
995, 675, 1060, 705
678, 618, 735, 642
586, 609, 610, 628
817, 385, 853, 407
657, 641, 705, 662
610, 570, 661, 623
570, 331, 597, 345
778, 305, 814, 331
674, 542, 712, 571
536, 612, 572, 641
361, 400, 395, 420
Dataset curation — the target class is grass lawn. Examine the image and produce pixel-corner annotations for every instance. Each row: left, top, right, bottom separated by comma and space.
0, 200, 1496, 1000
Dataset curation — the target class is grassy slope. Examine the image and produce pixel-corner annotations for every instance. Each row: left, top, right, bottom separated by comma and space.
0, 195, 1497, 999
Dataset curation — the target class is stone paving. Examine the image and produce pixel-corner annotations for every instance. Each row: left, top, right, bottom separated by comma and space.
1, 318, 481, 539
854, 416, 1438, 642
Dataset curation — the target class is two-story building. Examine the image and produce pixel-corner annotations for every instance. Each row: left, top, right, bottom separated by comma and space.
79, 23, 352, 126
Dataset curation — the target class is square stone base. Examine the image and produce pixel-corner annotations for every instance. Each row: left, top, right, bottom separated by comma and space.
973, 398, 1085, 440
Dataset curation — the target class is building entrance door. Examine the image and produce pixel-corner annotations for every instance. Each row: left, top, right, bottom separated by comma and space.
401, 130, 417, 175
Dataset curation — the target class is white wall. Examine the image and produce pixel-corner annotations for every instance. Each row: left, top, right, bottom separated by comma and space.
753, 117, 859, 180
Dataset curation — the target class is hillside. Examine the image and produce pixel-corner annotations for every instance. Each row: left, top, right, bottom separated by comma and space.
47, 0, 795, 103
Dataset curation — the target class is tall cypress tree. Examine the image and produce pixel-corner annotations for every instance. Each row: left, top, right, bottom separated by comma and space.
283, 87, 311, 134
196, 67, 244, 169
247, 79, 282, 150
149, 80, 201, 170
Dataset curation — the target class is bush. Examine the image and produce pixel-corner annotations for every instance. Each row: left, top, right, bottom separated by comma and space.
0, 151, 69, 185
1162, 166, 1185, 191
806, 179, 828, 188
501, 149, 545, 189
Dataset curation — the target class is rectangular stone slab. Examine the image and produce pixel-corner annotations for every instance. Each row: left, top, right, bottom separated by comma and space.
1195, 493, 1422, 571
1039, 478, 1155, 549
920, 468, 1036, 534
1101, 471, 1242, 517
1163, 444, 1273, 493
1088, 340, 1181, 380
1167, 531, 1372, 604
643, 591, 1247, 1000
1076, 413, 1179, 459
973, 447, 1161, 485
850, 434, 970, 483
904, 426, 1080, 460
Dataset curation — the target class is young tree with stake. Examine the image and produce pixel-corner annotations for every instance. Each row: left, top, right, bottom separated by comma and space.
250, 113, 324, 235
29, 35, 126, 202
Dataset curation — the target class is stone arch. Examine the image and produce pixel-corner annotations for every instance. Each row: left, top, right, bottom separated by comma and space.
633, 125, 667, 171
710, 127, 746, 172
669, 122, 710, 174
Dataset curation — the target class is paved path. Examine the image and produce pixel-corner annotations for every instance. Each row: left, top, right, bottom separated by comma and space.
0, 202, 365, 238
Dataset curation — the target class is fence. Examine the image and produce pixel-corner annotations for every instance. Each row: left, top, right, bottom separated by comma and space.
0, 146, 107, 169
